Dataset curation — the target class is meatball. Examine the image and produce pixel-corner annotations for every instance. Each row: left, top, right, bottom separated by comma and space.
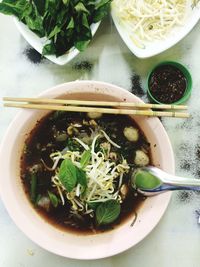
134, 150, 149, 166
87, 112, 102, 119
123, 126, 139, 142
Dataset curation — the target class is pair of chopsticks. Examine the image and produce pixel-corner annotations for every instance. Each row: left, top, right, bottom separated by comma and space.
3, 97, 189, 118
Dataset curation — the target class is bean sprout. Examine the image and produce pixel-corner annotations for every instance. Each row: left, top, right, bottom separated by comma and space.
112, 0, 191, 48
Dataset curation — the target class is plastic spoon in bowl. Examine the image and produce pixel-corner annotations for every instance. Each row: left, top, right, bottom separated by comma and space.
131, 166, 200, 196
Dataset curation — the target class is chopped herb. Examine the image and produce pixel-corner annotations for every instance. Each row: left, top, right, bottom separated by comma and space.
30, 173, 37, 203
48, 191, 59, 208
66, 138, 82, 151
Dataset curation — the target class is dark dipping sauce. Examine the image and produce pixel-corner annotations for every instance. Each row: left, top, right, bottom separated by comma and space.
149, 64, 187, 104
21, 111, 151, 234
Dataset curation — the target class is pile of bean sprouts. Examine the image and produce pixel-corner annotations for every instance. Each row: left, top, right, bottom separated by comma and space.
112, 0, 191, 48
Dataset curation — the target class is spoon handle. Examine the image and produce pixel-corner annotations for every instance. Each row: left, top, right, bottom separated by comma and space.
148, 184, 200, 192
139, 184, 200, 196
165, 177, 200, 187
146, 167, 200, 187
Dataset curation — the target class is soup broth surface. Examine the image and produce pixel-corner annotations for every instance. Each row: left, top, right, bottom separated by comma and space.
21, 111, 151, 234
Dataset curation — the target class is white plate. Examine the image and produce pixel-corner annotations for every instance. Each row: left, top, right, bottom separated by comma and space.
0, 81, 175, 259
111, 3, 200, 58
14, 19, 101, 65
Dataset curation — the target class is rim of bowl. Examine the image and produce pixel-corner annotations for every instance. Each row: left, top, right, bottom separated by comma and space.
147, 61, 192, 105
0, 81, 175, 259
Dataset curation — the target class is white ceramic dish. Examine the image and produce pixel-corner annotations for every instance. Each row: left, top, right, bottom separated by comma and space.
0, 81, 174, 259
111, 3, 200, 58
14, 19, 101, 65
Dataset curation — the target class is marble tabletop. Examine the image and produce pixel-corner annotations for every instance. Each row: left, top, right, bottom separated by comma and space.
1, 13, 200, 267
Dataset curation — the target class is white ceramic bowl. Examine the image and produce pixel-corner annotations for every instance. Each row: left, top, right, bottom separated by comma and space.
14, 19, 101, 65
0, 81, 174, 259
111, 4, 200, 58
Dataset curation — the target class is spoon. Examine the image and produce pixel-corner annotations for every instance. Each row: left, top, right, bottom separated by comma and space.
132, 166, 200, 196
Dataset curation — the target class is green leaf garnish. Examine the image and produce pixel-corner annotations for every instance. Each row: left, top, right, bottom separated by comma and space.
96, 200, 121, 225
58, 159, 77, 192
74, 40, 90, 52
42, 42, 56, 55
76, 167, 87, 192
48, 191, 59, 208
74, 2, 89, 14
88, 202, 99, 210
30, 173, 37, 203
80, 150, 91, 169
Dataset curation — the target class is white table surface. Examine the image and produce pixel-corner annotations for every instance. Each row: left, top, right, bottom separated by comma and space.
1, 13, 200, 267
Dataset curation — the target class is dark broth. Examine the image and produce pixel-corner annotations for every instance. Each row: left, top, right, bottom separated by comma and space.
21, 111, 151, 234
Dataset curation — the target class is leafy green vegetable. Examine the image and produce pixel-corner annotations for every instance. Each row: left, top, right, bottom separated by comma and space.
80, 150, 91, 169
30, 173, 37, 203
0, 0, 112, 57
66, 138, 82, 151
59, 159, 77, 192
58, 158, 88, 193
75, 40, 90, 52
75, 2, 89, 14
33, 0, 45, 16
88, 202, 100, 210
35, 194, 42, 205
0, 0, 27, 17
93, 0, 111, 23
48, 191, 59, 207
42, 42, 56, 55
76, 167, 87, 192
96, 200, 121, 225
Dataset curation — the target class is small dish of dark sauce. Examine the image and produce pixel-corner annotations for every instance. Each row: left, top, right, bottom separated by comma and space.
147, 62, 192, 104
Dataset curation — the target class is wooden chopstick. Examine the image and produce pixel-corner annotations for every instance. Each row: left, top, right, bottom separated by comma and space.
3, 97, 188, 110
3, 102, 190, 118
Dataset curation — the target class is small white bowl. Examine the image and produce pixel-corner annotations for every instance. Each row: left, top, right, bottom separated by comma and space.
0, 81, 174, 259
14, 19, 101, 65
111, 4, 200, 58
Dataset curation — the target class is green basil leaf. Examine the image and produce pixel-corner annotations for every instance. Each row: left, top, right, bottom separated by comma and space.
80, 150, 91, 169
96, 200, 121, 225
62, 0, 69, 5
42, 42, 56, 55
95, 0, 111, 9
93, 0, 111, 23
58, 159, 77, 192
48, 25, 61, 39
76, 167, 87, 192
66, 17, 74, 30
33, 0, 45, 16
88, 202, 100, 211
21, 4, 33, 19
48, 191, 59, 207
24, 5, 45, 37
0, 0, 26, 17
75, 2, 89, 14
30, 173, 37, 203
75, 40, 90, 52
82, 13, 90, 30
